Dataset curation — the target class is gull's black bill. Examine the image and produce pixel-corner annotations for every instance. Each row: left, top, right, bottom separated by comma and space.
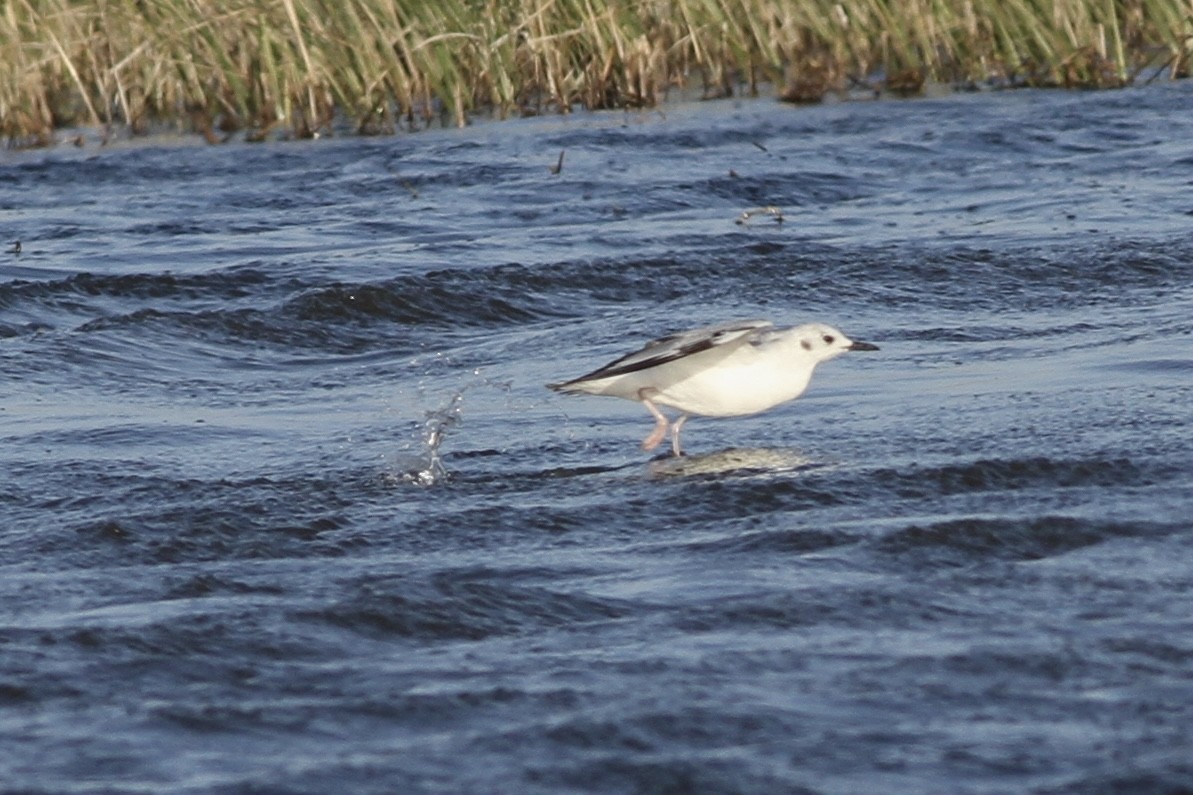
849, 340, 880, 351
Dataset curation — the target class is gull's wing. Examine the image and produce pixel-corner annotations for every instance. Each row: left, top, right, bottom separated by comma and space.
550, 319, 774, 389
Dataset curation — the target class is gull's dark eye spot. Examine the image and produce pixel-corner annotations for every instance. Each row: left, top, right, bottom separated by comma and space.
823, 334, 835, 345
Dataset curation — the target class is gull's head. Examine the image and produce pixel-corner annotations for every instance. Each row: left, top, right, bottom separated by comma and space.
792, 323, 879, 362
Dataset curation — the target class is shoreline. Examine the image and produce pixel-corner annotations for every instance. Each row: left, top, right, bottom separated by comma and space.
7, 73, 1185, 155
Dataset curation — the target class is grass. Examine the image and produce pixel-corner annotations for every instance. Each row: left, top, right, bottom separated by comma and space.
1, 0, 1190, 145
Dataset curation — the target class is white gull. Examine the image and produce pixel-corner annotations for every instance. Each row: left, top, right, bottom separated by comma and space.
549, 319, 878, 456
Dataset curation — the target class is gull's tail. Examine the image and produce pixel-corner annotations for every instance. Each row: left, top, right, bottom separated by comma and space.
547, 378, 589, 395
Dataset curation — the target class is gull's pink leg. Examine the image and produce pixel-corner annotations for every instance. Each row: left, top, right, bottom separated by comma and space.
670, 415, 688, 457
639, 392, 669, 451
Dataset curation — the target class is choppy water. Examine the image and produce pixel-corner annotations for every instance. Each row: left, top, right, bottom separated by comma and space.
3, 83, 1193, 794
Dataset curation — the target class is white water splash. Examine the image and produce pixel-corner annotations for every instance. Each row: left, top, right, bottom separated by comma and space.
384, 369, 512, 487
386, 390, 464, 486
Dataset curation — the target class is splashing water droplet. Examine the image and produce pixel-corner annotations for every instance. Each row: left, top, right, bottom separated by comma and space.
388, 390, 464, 486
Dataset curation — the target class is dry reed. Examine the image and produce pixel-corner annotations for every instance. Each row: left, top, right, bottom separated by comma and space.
1, 0, 1190, 145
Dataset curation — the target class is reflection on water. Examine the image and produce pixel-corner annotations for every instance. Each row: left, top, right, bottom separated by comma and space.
646, 447, 820, 478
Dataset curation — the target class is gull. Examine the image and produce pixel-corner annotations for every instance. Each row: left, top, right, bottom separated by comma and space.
549, 319, 877, 456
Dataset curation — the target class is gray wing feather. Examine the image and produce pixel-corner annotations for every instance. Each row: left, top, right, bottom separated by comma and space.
549, 319, 773, 389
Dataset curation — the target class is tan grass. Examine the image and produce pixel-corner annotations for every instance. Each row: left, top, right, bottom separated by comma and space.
0, 0, 1189, 145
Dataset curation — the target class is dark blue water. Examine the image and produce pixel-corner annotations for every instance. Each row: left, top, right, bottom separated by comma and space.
3, 83, 1193, 793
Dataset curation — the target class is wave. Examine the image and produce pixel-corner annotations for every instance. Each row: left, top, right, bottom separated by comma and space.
869, 515, 1166, 567
867, 456, 1156, 499
299, 568, 632, 641
5, 230, 1191, 353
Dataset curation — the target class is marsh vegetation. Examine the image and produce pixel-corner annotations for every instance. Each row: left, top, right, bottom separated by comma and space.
2, 0, 1190, 145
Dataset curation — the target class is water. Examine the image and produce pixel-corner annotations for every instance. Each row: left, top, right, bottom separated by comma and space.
2, 83, 1192, 793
